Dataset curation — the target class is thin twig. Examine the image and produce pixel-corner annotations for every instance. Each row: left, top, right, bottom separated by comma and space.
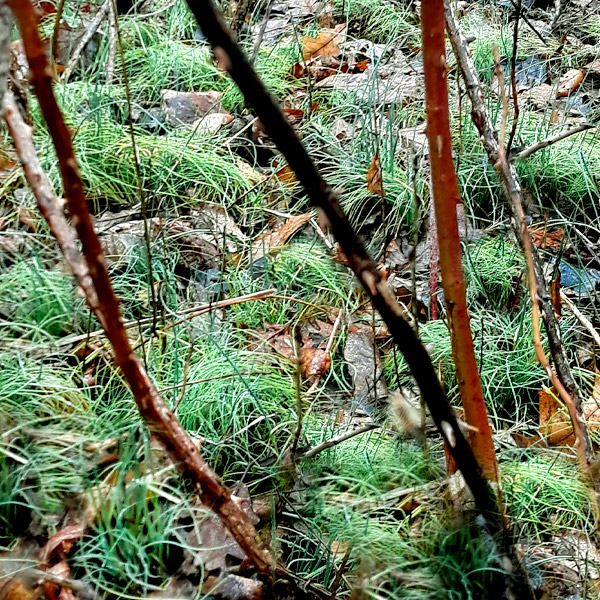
560, 290, 600, 348
105, 0, 117, 84
51, 0, 67, 63
300, 424, 380, 460
62, 0, 110, 83
506, 0, 521, 154
510, 123, 594, 161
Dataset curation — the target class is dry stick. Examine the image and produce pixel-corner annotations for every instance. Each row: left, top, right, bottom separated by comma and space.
511, 123, 595, 161
62, 0, 110, 83
51, 0, 67, 63
506, 0, 521, 155
105, 0, 117, 85
444, 0, 593, 465
7, 0, 274, 576
183, 0, 505, 538
422, 0, 498, 481
300, 424, 380, 460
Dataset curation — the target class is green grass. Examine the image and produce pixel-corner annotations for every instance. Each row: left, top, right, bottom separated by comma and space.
464, 236, 524, 308
502, 454, 595, 540
383, 306, 584, 423
0, 256, 88, 340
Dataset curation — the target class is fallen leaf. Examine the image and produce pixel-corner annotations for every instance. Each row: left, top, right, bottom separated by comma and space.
250, 213, 311, 262
557, 69, 584, 97
302, 24, 345, 61
275, 165, 297, 184
366, 152, 385, 198
0, 578, 38, 600
282, 108, 304, 124
587, 58, 600, 77
300, 347, 331, 378
539, 387, 600, 446
202, 574, 263, 600
530, 225, 563, 250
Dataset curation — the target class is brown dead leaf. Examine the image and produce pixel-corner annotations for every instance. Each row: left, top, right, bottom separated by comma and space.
530, 225, 563, 250
300, 347, 331, 378
250, 213, 311, 262
0, 578, 38, 600
302, 24, 345, 61
366, 152, 385, 198
587, 58, 600, 77
202, 574, 263, 600
282, 108, 304, 125
557, 69, 585, 97
540, 387, 600, 446
275, 165, 297, 185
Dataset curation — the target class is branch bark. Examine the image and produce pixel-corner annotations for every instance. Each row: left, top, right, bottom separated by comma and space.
6, 0, 274, 576
444, 0, 593, 465
422, 0, 498, 481
182, 0, 520, 549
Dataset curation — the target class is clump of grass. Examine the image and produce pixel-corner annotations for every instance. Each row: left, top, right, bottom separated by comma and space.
383, 307, 582, 422
501, 454, 595, 539
464, 236, 524, 308
72, 432, 194, 597
0, 257, 88, 340
163, 332, 297, 485
122, 40, 299, 110
342, 0, 420, 46
35, 114, 260, 210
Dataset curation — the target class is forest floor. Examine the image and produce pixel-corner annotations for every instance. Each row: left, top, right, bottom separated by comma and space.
2, 0, 600, 598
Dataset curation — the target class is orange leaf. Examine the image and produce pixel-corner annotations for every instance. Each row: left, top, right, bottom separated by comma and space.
300, 347, 331, 378
275, 165, 297, 185
366, 152, 385, 198
530, 225, 563, 250
283, 108, 304, 124
251, 213, 311, 262
302, 24, 345, 61
557, 69, 584, 97
539, 388, 573, 446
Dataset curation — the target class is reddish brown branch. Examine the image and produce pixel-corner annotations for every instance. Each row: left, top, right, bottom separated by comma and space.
422, 0, 498, 482
444, 0, 593, 465
7, 0, 274, 576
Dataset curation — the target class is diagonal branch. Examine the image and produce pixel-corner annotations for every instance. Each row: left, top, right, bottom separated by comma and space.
510, 123, 594, 161
6, 0, 274, 576
444, 0, 593, 467
183, 0, 504, 538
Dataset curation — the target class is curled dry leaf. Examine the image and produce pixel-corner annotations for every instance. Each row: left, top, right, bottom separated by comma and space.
539, 386, 600, 446
300, 346, 331, 378
557, 69, 584, 98
366, 152, 385, 198
302, 24, 345, 61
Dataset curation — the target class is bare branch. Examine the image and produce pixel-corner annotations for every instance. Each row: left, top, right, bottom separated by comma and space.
511, 123, 595, 161
6, 0, 274, 576
444, 0, 594, 468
